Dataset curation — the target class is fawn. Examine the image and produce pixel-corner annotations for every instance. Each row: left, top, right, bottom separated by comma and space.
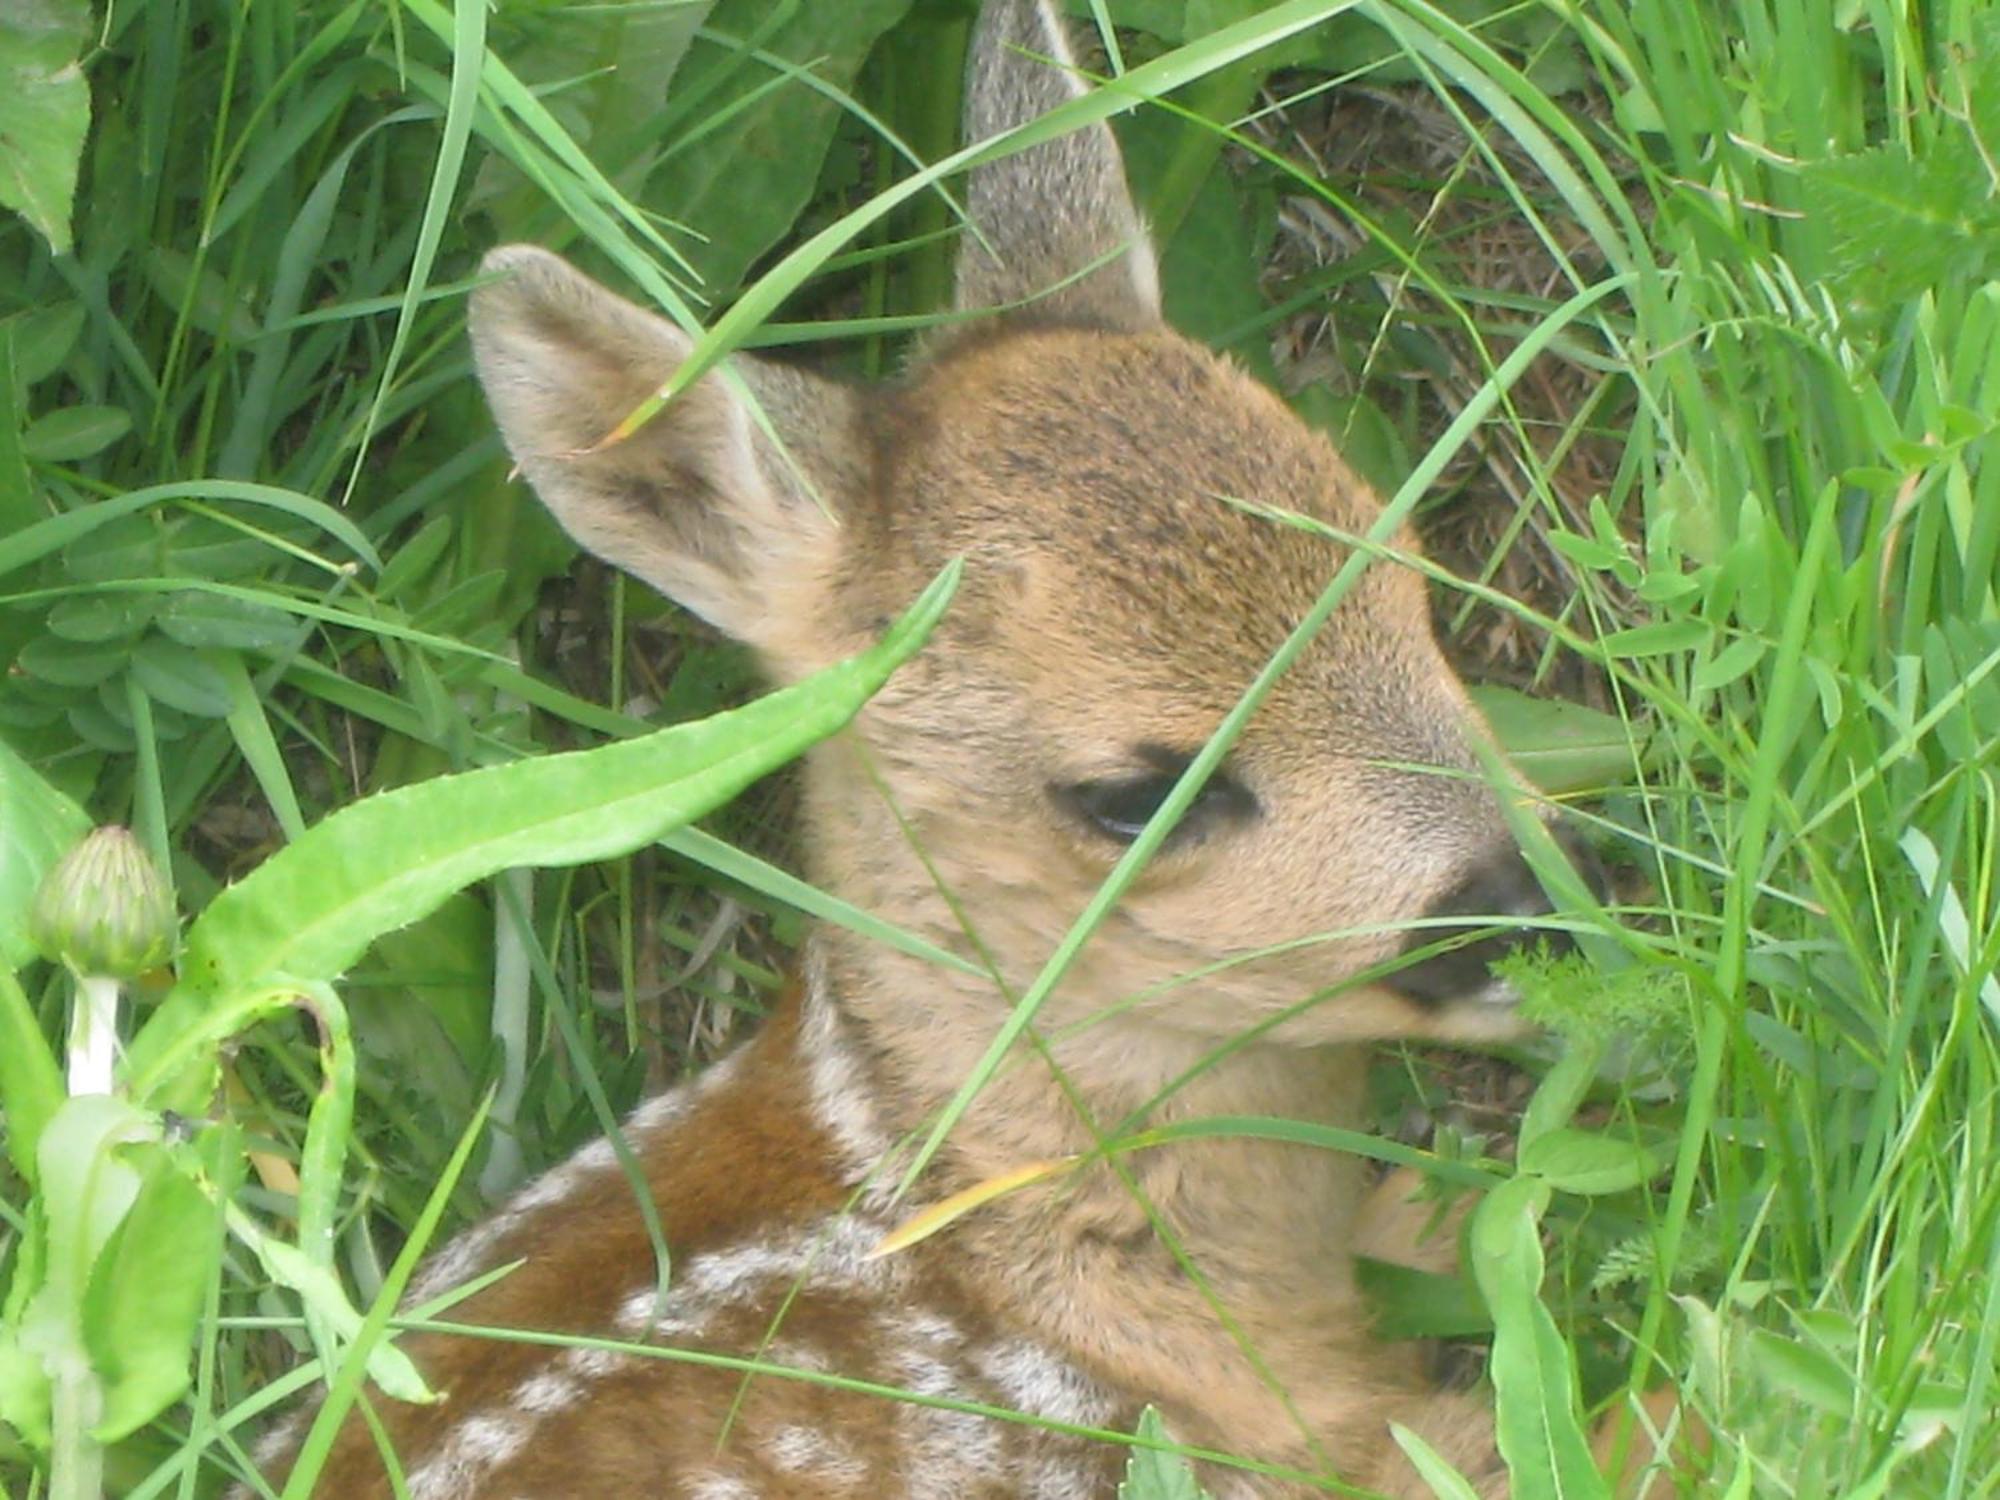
247, 2, 1617, 1495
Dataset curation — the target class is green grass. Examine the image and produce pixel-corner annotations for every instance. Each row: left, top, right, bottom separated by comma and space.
2, 0, 1998, 1496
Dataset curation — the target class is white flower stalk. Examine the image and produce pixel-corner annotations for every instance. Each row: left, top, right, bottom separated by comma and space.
65, 975, 121, 1098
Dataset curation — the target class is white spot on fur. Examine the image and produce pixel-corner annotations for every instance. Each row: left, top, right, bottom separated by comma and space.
1042, 1460, 1110, 1500
528, 1136, 615, 1198
513, 1369, 582, 1415
973, 1337, 1114, 1426
890, 1321, 1004, 1497
692, 1046, 747, 1097
401, 1342, 635, 1498
407, 1081, 698, 1303
247, 1402, 313, 1469
766, 1424, 869, 1484
683, 1471, 756, 1500
617, 1215, 897, 1340
561, 1345, 632, 1382
801, 954, 895, 1186
634, 1082, 699, 1127
766, 1339, 831, 1373
405, 1223, 503, 1304
407, 1411, 528, 1500
893, 1309, 964, 1350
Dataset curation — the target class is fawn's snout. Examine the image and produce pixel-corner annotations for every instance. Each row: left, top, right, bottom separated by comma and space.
1388, 827, 1606, 1007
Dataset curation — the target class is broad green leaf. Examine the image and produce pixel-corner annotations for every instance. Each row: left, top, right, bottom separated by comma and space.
45, 592, 156, 644
0, 733, 89, 969
1118, 1405, 1215, 1500
1515, 1036, 1600, 1155
1470, 1176, 1610, 1499
1518, 1126, 1668, 1197
20, 404, 131, 464
1469, 685, 1640, 794
350, 892, 492, 1098
1747, 1328, 1856, 1417
1356, 1258, 1491, 1341
0, 1096, 156, 1445
471, 1, 709, 223
373, 514, 455, 604
130, 638, 234, 719
1122, 105, 1277, 382
121, 563, 959, 1106
0, 0, 92, 255
153, 589, 297, 653
1292, 386, 1413, 498
1548, 529, 1626, 574
647, 0, 918, 296
1691, 634, 1768, 694
13, 632, 125, 688
1595, 619, 1710, 659
0, 1200, 51, 1446
81, 1149, 218, 1442
142, 248, 261, 343
4, 301, 84, 388
0, 969, 62, 1186
33, 1095, 153, 1307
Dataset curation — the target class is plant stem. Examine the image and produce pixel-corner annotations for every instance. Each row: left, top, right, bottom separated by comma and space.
49, 1351, 104, 1500
66, 976, 121, 1098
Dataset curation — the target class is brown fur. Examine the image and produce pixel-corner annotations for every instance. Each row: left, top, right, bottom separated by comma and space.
238, 3, 1663, 1495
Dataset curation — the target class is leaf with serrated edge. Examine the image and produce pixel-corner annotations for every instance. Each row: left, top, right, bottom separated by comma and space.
122, 564, 958, 1108
1118, 1406, 1215, 1500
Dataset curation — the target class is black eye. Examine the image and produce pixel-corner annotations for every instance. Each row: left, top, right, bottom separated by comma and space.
1069, 775, 1182, 842
1054, 746, 1258, 847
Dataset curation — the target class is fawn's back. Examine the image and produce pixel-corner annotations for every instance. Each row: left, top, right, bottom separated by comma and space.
246, 3, 1602, 1495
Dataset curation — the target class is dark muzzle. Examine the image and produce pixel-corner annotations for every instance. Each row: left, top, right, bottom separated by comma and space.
1387, 828, 1606, 1007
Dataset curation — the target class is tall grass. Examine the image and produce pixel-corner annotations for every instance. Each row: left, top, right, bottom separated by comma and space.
0, 0, 1995, 1496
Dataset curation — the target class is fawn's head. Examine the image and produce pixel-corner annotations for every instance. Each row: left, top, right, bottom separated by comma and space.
470, 0, 1578, 1052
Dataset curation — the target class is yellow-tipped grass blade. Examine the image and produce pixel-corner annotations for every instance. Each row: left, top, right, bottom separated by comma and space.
866, 1157, 1077, 1260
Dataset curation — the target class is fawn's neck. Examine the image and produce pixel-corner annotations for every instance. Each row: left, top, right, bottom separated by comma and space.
803, 933, 1371, 1294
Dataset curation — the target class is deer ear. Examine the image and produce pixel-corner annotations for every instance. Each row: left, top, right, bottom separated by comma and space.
949, 0, 1161, 334
469, 247, 863, 657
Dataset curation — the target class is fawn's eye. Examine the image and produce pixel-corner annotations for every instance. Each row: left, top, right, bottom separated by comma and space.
1055, 747, 1258, 846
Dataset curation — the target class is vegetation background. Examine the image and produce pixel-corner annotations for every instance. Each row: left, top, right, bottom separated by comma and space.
1, 0, 1997, 1495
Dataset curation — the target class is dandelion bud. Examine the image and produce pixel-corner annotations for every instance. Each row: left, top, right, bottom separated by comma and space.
28, 825, 176, 981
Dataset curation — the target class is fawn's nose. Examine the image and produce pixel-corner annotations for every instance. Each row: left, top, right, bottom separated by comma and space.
1387, 827, 1606, 1006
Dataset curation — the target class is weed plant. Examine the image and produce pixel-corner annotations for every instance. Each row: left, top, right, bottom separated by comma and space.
0, 1, 1996, 1497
